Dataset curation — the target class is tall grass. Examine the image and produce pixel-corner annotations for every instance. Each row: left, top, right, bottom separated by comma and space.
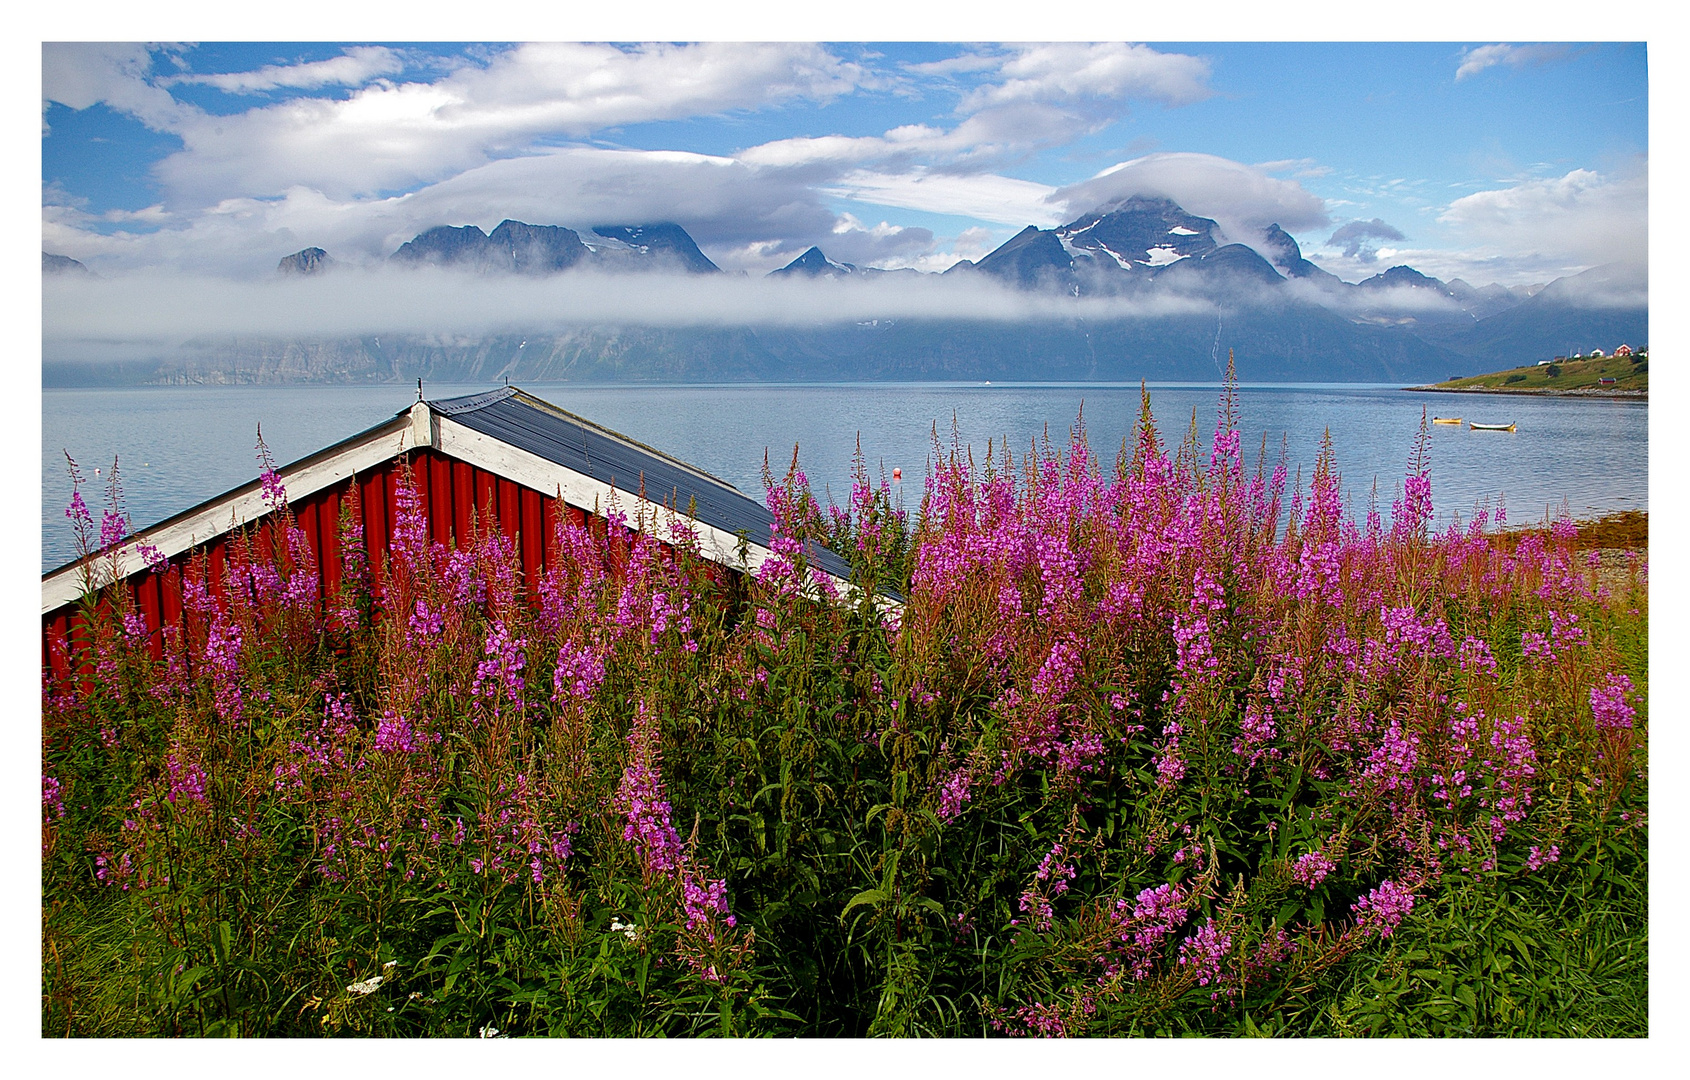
42, 371, 1646, 1037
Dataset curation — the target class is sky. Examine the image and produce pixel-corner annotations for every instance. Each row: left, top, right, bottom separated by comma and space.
42, 40, 1648, 289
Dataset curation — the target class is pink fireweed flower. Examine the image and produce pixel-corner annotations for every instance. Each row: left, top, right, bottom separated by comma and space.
136, 540, 169, 574
1351, 879, 1415, 938
936, 764, 972, 823
1176, 918, 1234, 998
1525, 844, 1561, 871
1482, 715, 1537, 841
390, 475, 432, 572
444, 548, 485, 607
407, 598, 445, 643
1292, 850, 1336, 889
682, 871, 737, 936
471, 620, 527, 706
372, 712, 420, 755
1153, 722, 1186, 789
165, 751, 208, 805
203, 615, 245, 724
1590, 672, 1637, 731
43, 775, 66, 821
65, 488, 95, 552
614, 702, 683, 875
1017, 841, 1077, 933
255, 430, 286, 510
1099, 882, 1191, 982
552, 640, 607, 702
120, 611, 149, 648
1233, 699, 1278, 767
99, 506, 130, 554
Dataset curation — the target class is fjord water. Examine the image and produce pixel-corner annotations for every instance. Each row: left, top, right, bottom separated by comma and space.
41, 382, 1647, 572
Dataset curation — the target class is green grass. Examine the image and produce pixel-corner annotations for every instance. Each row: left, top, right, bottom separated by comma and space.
1430, 353, 1647, 394
1287, 826, 1648, 1037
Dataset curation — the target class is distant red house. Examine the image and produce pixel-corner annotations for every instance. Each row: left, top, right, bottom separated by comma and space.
42, 387, 854, 679
1615, 344, 1634, 357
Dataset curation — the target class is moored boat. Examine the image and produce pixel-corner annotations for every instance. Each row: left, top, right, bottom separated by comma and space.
1432, 417, 1462, 425
1468, 421, 1516, 432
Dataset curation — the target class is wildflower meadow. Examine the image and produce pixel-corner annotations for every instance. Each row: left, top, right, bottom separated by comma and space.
42, 373, 1647, 1037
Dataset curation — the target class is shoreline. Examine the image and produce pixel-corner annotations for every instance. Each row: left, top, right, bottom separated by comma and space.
1405, 384, 1647, 401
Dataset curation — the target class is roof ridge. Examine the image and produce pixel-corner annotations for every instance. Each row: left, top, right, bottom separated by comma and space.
427, 385, 519, 415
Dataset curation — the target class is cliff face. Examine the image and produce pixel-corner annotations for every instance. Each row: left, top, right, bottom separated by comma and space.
277, 248, 333, 275
44, 252, 90, 275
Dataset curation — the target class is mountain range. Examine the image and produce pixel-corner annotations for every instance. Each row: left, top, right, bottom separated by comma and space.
43, 196, 1647, 386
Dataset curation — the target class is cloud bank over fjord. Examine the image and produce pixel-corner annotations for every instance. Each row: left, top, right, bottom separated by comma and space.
42, 267, 1225, 357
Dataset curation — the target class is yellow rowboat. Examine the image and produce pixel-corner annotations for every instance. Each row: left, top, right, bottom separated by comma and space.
1431, 417, 1463, 425
1468, 422, 1516, 432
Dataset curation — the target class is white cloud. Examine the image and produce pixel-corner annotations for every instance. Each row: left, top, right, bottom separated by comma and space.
738, 104, 1108, 173
822, 213, 936, 267
960, 43, 1213, 112
738, 43, 1212, 175
1455, 43, 1575, 82
52, 42, 870, 205
1437, 164, 1646, 275
822, 169, 1062, 226
42, 42, 193, 131
164, 46, 406, 94
1053, 153, 1331, 236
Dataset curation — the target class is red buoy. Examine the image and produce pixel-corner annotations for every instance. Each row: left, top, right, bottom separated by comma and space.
892, 467, 902, 481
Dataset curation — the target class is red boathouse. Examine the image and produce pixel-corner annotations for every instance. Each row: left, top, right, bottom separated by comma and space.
42, 386, 853, 678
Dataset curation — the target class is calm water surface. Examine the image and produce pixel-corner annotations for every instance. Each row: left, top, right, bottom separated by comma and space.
41, 382, 1647, 571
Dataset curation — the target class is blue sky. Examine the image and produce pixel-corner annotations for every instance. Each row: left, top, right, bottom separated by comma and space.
42, 40, 1648, 286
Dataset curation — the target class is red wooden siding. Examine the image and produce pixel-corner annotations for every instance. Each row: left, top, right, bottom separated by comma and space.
43, 448, 572, 682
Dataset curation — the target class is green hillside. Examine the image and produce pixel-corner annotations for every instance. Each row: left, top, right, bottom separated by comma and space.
1430, 350, 1647, 393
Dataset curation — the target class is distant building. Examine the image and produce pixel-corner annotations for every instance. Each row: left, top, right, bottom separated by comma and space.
1538, 359, 1553, 366
1590, 348, 1606, 358
1599, 377, 1617, 385
1615, 344, 1633, 357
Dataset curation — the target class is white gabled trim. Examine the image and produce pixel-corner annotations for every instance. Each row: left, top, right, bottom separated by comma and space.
42, 413, 422, 615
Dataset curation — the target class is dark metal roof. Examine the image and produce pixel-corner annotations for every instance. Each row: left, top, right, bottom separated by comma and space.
429, 387, 856, 583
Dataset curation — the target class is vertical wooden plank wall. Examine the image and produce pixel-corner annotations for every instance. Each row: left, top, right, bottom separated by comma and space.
43, 448, 568, 682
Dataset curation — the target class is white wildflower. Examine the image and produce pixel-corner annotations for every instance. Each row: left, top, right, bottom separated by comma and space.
478, 1024, 505, 1038
346, 975, 384, 995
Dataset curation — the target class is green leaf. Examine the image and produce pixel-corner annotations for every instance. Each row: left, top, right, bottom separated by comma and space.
844, 888, 888, 915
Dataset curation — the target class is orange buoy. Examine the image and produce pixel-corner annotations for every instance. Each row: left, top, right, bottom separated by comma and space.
892, 467, 902, 481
